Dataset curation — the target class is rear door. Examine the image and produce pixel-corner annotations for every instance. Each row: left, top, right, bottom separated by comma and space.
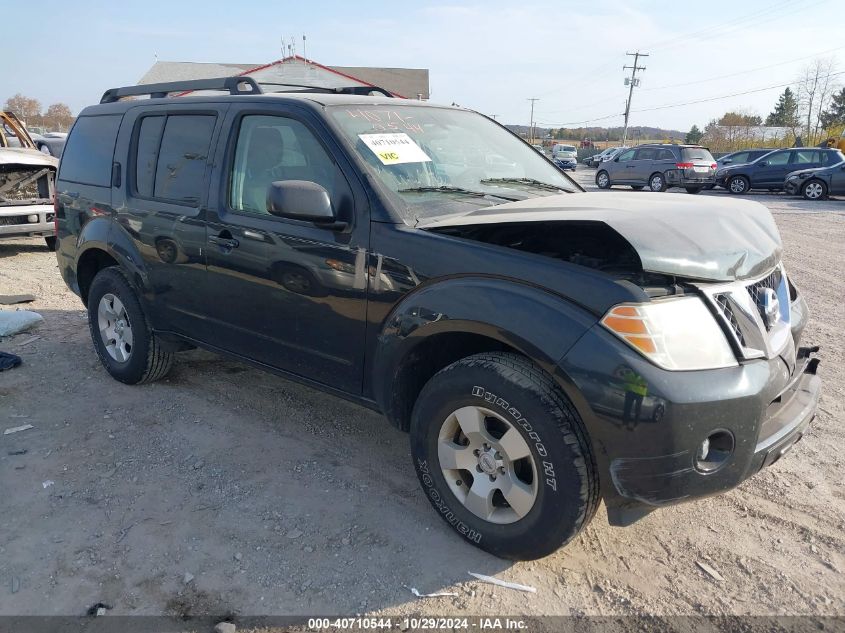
753, 150, 792, 187
202, 104, 369, 393
629, 147, 656, 183
110, 104, 228, 337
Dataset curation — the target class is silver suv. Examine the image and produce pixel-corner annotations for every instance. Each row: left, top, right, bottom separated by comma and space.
595, 144, 716, 193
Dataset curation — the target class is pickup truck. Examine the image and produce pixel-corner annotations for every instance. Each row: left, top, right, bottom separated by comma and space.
1, 111, 58, 249
54, 77, 820, 560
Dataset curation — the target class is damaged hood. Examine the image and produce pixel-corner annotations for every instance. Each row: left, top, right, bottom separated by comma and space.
0, 148, 59, 168
419, 192, 782, 282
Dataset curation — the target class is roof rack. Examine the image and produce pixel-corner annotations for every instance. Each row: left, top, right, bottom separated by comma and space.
99, 76, 396, 104
100, 77, 262, 103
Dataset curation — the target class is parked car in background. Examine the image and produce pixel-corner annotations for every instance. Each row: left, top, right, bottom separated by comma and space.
29, 131, 67, 157
532, 144, 546, 155
706, 148, 777, 189
552, 155, 577, 171
596, 144, 716, 193
585, 146, 627, 168
717, 148, 844, 194
784, 152, 845, 199
0, 111, 59, 250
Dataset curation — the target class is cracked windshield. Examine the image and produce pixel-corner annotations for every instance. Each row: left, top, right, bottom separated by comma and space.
329, 105, 578, 222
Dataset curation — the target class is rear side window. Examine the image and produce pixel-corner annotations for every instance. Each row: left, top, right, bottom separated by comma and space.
59, 115, 122, 186
131, 114, 216, 205
681, 147, 714, 162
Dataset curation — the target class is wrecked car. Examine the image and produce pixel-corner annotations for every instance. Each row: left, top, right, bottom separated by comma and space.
55, 77, 820, 560
1, 111, 59, 250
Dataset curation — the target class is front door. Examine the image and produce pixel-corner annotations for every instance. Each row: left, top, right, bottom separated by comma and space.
203, 108, 368, 393
753, 150, 792, 187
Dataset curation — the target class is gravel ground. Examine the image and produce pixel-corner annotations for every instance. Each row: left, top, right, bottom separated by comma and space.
0, 179, 843, 623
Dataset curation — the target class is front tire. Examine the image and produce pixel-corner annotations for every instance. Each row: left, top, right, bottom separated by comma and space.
728, 175, 750, 195
649, 173, 667, 192
802, 179, 827, 200
595, 170, 611, 189
87, 267, 173, 384
44, 236, 56, 251
410, 352, 599, 560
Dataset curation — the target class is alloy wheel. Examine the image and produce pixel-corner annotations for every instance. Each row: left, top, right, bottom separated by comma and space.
437, 405, 538, 524
97, 293, 134, 362
804, 182, 824, 199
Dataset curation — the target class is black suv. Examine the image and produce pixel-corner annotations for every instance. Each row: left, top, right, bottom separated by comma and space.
595, 143, 716, 193
55, 77, 820, 560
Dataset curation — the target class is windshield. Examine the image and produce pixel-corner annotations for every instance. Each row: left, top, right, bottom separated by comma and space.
558, 145, 576, 152
328, 105, 578, 224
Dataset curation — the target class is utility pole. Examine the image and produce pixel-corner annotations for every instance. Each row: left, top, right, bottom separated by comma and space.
527, 98, 539, 144
622, 51, 648, 146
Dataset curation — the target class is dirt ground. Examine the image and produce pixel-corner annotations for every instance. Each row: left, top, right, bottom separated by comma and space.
1, 181, 843, 623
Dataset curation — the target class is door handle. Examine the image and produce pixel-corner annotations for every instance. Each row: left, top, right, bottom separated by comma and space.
209, 234, 239, 250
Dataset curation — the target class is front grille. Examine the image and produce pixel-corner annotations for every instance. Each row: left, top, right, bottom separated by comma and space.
0, 216, 30, 226
747, 269, 782, 306
715, 294, 745, 346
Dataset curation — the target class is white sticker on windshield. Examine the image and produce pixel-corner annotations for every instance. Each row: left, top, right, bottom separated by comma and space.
359, 133, 432, 165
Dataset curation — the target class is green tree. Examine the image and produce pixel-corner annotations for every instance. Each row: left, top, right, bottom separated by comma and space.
820, 86, 845, 129
685, 124, 703, 144
766, 87, 800, 128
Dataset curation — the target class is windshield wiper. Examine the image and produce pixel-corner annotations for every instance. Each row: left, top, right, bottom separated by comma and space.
398, 186, 519, 201
480, 177, 570, 192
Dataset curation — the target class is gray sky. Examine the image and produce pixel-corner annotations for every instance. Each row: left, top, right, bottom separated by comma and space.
3, 0, 843, 130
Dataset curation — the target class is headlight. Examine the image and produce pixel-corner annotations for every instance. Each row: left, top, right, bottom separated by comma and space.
600, 297, 737, 371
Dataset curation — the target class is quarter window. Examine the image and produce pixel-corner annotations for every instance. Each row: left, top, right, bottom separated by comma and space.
229, 115, 338, 214
59, 115, 122, 186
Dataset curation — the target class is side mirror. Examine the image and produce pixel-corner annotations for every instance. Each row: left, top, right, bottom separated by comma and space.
267, 180, 337, 225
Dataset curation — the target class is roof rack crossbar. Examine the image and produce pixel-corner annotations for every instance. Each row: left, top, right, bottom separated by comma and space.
257, 82, 394, 97
100, 76, 262, 104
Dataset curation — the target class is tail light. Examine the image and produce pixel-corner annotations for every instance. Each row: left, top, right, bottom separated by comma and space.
675, 162, 694, 169
711, 163, 717, 169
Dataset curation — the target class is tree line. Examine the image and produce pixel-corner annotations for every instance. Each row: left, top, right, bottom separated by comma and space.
689, 58, 845, 151
3, 93, 75, 132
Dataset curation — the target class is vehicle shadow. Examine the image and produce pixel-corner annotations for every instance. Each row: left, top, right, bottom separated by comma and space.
1, 309, 519, 618
0, 239, 53, 259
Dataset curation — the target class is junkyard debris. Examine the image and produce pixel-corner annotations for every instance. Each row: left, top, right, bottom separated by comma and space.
10, 576, 20, 594
696, 561, 725, 582
183, 572, 195, 584
4, 424, 34, 435
214, 622, 237, 633
8, 449, 27, 456
409, 586, 459, 598
0, 352, 22, 372
42, 480, 54, 489
86, 602, 112, 616
0, 311, 43, 337
0, 295, 36, 305
468, 572, 537, 593
286, 529, 303, 539
16, 336, 40, 347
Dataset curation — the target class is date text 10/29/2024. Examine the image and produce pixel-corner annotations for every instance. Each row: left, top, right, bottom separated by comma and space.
308, 617, 529, 630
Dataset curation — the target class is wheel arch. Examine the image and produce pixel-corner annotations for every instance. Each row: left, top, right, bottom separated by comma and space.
370, 277, 598, 431
76, 221, 150, 307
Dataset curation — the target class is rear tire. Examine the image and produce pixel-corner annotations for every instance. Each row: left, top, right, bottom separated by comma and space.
685, 187, 702, 194
728, 175, 750, 195
410, 352, 599, 560
801, 179, 827, 200
44, 236, 56, 251
595, 170, 611, 189
87, 267, 173, 384
649, 173, 667, 192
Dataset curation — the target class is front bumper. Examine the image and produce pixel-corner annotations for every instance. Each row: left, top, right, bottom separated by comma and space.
784, 179, 802, 195
0, 204, 55, 239
558, 308, 820, 526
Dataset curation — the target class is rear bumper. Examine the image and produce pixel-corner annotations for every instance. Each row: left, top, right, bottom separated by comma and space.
664, 169, 715, 187
0, 204, 54, 239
